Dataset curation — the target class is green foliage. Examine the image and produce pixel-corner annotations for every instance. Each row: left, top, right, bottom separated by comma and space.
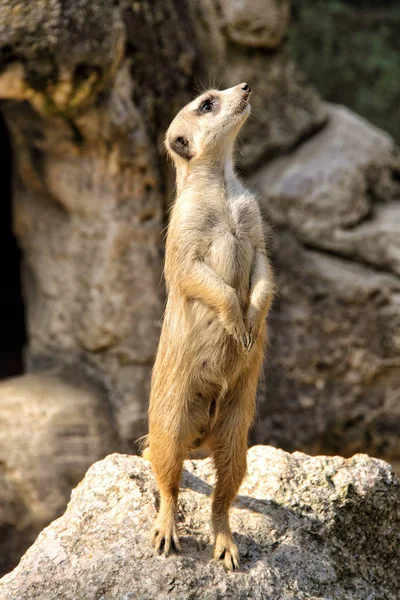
290, 0, 400, 142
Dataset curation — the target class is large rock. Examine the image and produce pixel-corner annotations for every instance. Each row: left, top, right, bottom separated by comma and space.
253, 104, 400, 274
250, 104, 400, 470
0, 0, 325, 451
0, 446, 399, 599
219, 0, 290, 48
0, 372, 119, 575
251, 232, 400, 471
223, 47, 326, 169
0, 0, 201, 448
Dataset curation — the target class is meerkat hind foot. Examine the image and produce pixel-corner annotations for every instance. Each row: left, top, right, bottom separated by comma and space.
151, 520, 181, 556
214, 533, 240, 571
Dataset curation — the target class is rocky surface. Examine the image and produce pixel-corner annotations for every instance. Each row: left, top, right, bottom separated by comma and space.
250, 104, 400, 472
253, 104, 400, 274
219, 0, 290, 48
0, 0, 324, 450
0, 372, 118, 575
0, 446, 399, 599
223, 47, 326, 168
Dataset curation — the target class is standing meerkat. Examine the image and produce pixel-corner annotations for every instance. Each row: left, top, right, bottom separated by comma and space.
143, 83, 274, 570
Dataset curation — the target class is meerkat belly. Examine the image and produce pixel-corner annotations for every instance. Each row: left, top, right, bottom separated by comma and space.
206, 231, 254, 294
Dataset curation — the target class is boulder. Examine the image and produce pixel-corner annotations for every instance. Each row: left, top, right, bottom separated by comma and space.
0, 0, 199, 448
251, 231, 400, 472
223, 47, 327, 169
251, 104, 400, 471
219, 0, 290, 48
0, 0, 325, 451
253, 103, 400, 274
0, 372, 119, 575
0, 446, 399, 599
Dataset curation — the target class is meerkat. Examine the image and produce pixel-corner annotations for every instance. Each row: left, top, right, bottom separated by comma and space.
143, 82, 274, 570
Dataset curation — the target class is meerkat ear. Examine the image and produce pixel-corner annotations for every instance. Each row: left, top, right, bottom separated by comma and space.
169, 135, 194, 160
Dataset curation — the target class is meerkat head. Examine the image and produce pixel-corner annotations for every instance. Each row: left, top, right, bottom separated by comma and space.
165, 83, 251, 166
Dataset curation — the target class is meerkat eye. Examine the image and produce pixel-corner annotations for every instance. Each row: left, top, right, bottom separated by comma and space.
199, 99, 214, 113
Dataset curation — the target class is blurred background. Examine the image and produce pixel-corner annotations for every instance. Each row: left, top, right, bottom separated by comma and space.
0, 0, 399, 576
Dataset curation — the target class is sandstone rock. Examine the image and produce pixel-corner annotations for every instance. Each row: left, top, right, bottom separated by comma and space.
249, 104, 400, 470
0, 0, 326, 452
0, 372, 118, 575
219, 0, 290, 48
223, 47, 327, 169
0, 0, 125, 113
0, 446, 399, 599
252, 103, 400, 274
251, 231, 400, 472
0, 0, 201, 448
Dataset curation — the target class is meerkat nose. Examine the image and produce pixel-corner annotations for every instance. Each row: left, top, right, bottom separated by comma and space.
241, 83, 251, 93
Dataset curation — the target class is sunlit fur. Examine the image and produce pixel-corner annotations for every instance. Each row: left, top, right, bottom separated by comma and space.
144, 83, 274, 570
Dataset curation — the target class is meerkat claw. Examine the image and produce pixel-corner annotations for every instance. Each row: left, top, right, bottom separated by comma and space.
151, 523, 181, 556
214, 537, 240, 571
242, 333, 250, 353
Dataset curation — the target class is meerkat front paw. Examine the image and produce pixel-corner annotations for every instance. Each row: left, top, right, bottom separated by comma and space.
245, 324, 259, 352
213, 532, 240, 571
223, 320, 248, 352
245, 309, 261, 352
151, 519, 181, 556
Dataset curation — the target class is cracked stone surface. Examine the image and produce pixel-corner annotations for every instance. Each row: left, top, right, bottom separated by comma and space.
251, 105, 400, 470
0, 372, 119, 575
253, 104, 400, 275
0, 0, 325, 451
0, 446, 399, 599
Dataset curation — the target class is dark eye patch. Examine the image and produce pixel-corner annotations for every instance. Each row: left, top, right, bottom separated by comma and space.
198, 96, 218, 114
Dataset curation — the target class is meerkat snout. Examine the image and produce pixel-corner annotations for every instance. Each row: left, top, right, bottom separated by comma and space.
165, 83, 252, 164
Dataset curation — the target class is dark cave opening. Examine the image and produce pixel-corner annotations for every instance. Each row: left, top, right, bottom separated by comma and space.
0, 110, 26, 379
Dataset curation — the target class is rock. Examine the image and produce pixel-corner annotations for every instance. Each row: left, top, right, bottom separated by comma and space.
0, 0, 326, 452
0, 0, 125, 113
252, 103, 400, 275
0, 372, 119, 575
251, 231, 400, 472
223, 47, 327, 168
0, 446, 399, 599
0, 0, 202, 448
249, 104, 400, 470
219, 0, 290, 48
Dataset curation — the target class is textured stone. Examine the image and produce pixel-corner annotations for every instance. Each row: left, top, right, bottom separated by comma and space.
1, 446, 399, 599
249, 103, 400, 470
0, 0, 201, 449
0, 372, 118, 575
223, 47, 326, 168
251, 231, 400, 472
253, 104, 400, 274
0, 0, 326, 451
219, 0, 290, 48
0, 0, 125, 113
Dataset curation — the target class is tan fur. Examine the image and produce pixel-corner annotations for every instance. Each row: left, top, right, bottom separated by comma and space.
145, 83, 274, 570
